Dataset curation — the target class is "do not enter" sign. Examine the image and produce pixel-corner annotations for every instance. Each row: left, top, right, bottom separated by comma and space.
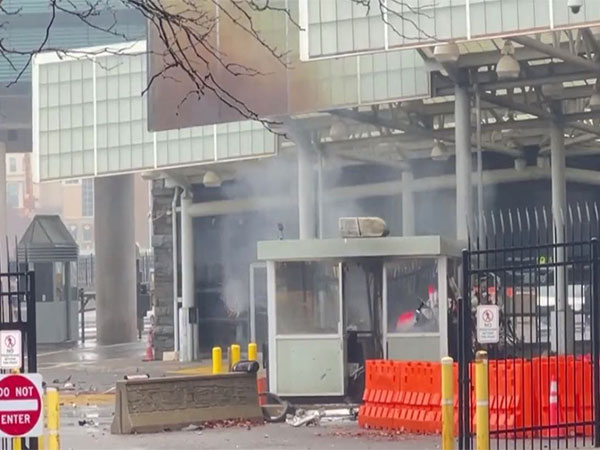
0, 374, 43, 437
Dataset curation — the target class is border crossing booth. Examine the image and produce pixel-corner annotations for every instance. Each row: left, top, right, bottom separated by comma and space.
17, 215, 79, 344
257, 235, 462, 399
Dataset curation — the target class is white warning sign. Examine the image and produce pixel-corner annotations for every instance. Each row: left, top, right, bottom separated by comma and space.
0, 330, 21, 369
477, 305, 500, 344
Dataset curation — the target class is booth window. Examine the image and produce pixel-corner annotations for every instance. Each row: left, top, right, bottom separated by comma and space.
275, 262, 340, 335
386, 259, 439, 333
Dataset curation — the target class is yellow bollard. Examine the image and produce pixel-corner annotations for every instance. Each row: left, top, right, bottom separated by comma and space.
231, 344, 241, 369
47, 387, 60, 450
212, 347, 222, 374
475, 351, 489, 450
441, 356, 454, 450
248, 342, 257, 362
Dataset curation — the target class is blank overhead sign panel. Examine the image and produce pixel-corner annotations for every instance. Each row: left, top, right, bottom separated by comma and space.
300, 0, 600, 60
32, 42, 278, 182
146, 0, 428, 131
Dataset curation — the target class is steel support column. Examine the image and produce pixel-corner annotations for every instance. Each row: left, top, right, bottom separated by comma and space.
550, 120, 573, 355
455, 82, 473, 242
180, 191, 196, 362
0, 144, 6, 269
297, 141, 317, 240
95, 174, 137, 345
402, 170, 415, 236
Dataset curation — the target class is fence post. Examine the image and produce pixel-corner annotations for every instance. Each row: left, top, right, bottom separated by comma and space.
47, 388, 59, 450
212, 347, 222, 374
475, 351, 489, 450
591, 237, 600, 446
442, 356, 455, 450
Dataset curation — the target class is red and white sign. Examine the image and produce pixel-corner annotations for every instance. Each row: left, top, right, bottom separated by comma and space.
0, 330, 21, 369
0, 374, 43, 437
477, 304, 500, 344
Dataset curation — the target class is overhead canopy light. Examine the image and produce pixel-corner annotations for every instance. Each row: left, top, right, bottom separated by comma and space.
433, 42, 460, 64
496, 41, 520, 80
203, 170, 222, 188
431, 140, 450, 161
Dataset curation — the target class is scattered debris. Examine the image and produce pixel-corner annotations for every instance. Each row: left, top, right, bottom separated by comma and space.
286, 407, 358, 427
182, 424, 201, 432
286, 409, 321, 427
53, 375, 72, 384
64, 382, 75, 390
78, 419, 96, 427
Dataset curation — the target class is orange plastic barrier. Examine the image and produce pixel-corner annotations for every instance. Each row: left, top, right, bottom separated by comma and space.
358, 356, 596, 437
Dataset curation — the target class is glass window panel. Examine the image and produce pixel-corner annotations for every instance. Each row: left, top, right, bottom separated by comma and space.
48, 85, 59, 107
71, 105, 83, 128
83, 127, 94, 151
70, 60, 83, 80
320, 23, 338, 55
59, 82, 71, 105
48, 109, 59, 131
48, 131, 59, 155
276, 262, 340, 335
108, 147, 120, 171
83, 104, 94, 127
179, 139, 192, 162
71, 81, 83, 104
83, 151, 95, 174
119, 123, 131, 145
131, 144, 144, 167
131, 122, 144, 144
72, 152, 83, 176
157, 142, 168, 165
72, 128, 83, 151
108, 100, 119, 124
119, 145, 132, 169
83, 79, 94, 103
96, 76, 107, 101
97, 124, 108, 149
48, 155, 60, 178
107, 76, 119, 100
118, 75, 131, 98
59, 63, 71, 82
59, 107, 71, 129
386, 259, 439, 333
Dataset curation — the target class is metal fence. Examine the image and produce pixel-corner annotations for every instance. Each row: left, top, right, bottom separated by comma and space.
457, 205, 600, 449
1, 243, 38, 449
78, 250, 153, 291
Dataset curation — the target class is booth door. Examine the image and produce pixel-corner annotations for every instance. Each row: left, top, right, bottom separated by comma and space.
269, 261, 345, 397
249, 262, 268, 358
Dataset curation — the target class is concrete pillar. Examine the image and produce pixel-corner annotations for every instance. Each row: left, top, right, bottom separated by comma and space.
455, 83, 473, 242
550, 120, 572, 354
297, 143, 317, 240
95, 174, 137, 345
402, 170, 415, 236
0, 144, 6, 269
180, 191, 195, 362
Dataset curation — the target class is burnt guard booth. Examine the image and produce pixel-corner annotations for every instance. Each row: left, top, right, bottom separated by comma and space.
257, 236, 462, 399
18, 215, 79, 344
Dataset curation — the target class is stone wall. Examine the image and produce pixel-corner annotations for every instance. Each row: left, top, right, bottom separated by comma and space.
151, 179, 175, 359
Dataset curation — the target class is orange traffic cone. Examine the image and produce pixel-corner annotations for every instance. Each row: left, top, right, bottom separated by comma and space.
143, 328, 154, 362
545, 376, 565, 438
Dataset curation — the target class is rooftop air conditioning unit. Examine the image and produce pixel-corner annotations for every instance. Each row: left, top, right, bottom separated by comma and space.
339, 217, 389, 238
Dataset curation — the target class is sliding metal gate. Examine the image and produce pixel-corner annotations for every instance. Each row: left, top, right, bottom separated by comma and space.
458, 207, 600, 450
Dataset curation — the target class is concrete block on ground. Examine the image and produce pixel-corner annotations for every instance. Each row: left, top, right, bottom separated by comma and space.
111, 373, 262, 434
